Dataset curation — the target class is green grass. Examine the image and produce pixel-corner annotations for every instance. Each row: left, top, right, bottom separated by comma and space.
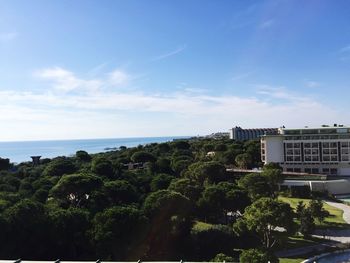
192, 221, 213, 231
279, 258, 305, 263
278, 197, 348, 228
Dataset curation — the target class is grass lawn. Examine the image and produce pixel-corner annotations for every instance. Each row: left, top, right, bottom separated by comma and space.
279, 258, 306, 263
192, 221, 213, 231
278, 196, 348, 228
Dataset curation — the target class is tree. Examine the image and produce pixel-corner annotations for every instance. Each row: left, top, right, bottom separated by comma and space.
48, 207, 92, 259
299, 209, 315, 238
211, 253, 235, 262
150, 173, 174, 191
197, 185, 226, 223
4, 199, 49, 258
51, 173, 103, 207
240, 249, 279, 263
238, 173, 272, 199
104, 180, 138, 204
235, 153, 252, 169
0, 158, 11, 170
168, 178, 203, 201
143, 190, 193, 259
43, 157, 76, 177
91, 157, 115, 178
234, 198, 295, 249
261, 167, 284, 198
186, 161, 227, 185
308, 199, 329, 224
131, 151, 156, 163
92, 206, 148, 260
76, 150, 92, 162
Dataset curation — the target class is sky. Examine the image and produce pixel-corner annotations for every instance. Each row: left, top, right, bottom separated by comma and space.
0, 0, 350, 141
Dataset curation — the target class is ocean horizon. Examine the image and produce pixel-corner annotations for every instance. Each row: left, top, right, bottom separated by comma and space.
0, 136, 190, 163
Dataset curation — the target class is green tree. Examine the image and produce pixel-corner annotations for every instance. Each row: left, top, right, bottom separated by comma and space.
51, 173, 102, 207
91, 157, 115, 178
4, 199, 49, 258
0, 158, 11, 170
261, 167, 284, 198
168, 178, 203, 201
238, 173, 272, 199
131, 151, 156, 163
48, 207, 92, 259
43, 157, 76, 177
235, 153, 252, 169
92, 206, 148, 260
150, 173, 174, 191
76, 150, 92, 162
104, 180, 138, 204
240, 249, 279, 263
234, 198, 294, 249
186, 161, 227, 185
309, 199, 329, 224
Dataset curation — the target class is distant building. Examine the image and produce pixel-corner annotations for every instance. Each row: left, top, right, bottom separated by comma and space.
261, 125, 350, 176
30, 156, 41, 166
229, 126, 278, 141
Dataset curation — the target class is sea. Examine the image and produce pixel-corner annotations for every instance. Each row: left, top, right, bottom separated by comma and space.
0, 136, 190, 164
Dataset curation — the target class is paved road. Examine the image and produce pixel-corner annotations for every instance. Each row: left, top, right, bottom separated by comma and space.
325, 201, 350, 224
275, 241, 338, 258
277, 201, 350, 258
312, 201, 350, 243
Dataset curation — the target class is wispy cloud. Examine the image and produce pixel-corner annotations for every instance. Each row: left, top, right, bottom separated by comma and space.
305, 80, 321, 88
152, 45, 187, 61
259, 19, 274, 29
35, 67, 102, 92
0, 68, 343, 141
0, 32, 18, 42
108, 69, 131, 86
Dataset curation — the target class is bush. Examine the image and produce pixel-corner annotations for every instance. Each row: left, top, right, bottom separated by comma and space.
290, 185, 311, 198
240, 249, 279, 263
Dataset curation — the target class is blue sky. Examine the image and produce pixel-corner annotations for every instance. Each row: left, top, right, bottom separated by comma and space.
0, 0, 350, 141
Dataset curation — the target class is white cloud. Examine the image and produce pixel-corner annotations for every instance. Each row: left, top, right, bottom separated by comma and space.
306, 80, 321, 88
0, 32, 18, 42
0, 67, 346, 141
152, 45, 187, 61
108, 69, 130, 86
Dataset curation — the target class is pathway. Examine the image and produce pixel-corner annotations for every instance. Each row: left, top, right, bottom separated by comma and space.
277, 201, 350, 258
325, 201, 350, 224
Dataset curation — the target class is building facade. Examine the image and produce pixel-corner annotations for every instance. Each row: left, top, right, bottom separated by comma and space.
261, 126, 350, 176
229, 126, 278, 141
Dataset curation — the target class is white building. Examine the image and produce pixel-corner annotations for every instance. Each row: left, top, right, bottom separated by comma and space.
261, 125, 350, 176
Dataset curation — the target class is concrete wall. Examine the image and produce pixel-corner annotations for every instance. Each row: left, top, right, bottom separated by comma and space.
264, 136, 284, 163
282, 179, 350, 195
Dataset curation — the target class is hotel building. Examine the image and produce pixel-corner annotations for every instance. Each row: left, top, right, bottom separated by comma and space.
229, 126, 278, 141
261, 125, 350, 176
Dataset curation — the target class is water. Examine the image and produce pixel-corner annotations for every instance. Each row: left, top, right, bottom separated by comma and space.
0, 136, 189, 163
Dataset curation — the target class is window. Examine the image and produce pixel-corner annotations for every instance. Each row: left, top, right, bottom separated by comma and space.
323, 156, 330, 161
312, 168, 319, 174
304, 168, 311, 173
286, 143, 293, 148
330, 168, 337, 175
331, 156, 338, 161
